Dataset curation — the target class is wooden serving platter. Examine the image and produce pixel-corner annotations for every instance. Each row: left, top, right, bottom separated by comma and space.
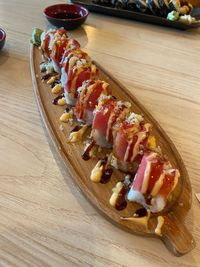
30, 44, 195, 256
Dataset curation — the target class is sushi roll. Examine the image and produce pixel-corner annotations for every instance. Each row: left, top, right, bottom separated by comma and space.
115, 0, 127, 9
159, 0, 171, 17
111, 112, 155, 173
111, 0, 117, 6
147, 0, 163, 16
135, 0, 150, 13
127, 152, 180, 213
40, 28, 68, 59
75, 80, 111, 125
169, 0, 181, 12
92, 96, 131, 148
126, 0, 137, 10
60, 48, 97, 105
64, 59, 98, 106
50, 36, 80, 73
61, 49, 90, 86
60, 38, 82, 68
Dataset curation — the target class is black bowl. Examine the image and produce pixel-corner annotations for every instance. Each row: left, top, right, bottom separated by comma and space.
44, 3, 89, 30
0, 28, 6, 50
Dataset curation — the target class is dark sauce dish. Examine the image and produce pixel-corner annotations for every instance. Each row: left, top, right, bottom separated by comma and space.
0, 28, 6, 50
43, 3, 89, 30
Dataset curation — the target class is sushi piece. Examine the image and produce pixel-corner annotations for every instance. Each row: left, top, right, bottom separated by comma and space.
159, 0, 171, 17
111, 112, 155, 173
92, 96, 131, 148
40, 28, 68, 59
60, 49, 98, 106
65, 62, 98, 106
61, 49, 90, 97
60, 44, 83, 70
135, 0, 150, 13
127, 152, 180, 213
147, 0, 163, 16
50, 36, 80, 73
115, 0, 127, 9
40, 29, 58, 58
169, 0, 181, 12
126, 0, 137, 10
75, 80, 111, 125
111, 0, 117, 6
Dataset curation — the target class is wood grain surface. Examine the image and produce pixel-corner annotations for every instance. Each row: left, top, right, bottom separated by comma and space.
0, 0, 200, 266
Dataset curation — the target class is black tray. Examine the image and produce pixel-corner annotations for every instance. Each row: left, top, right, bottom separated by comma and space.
71, 0, 200, 30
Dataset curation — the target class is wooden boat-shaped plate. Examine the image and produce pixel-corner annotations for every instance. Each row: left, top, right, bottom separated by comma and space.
30, 44, 195, 256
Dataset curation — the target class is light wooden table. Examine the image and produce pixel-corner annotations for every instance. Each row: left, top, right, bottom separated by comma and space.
0, 0, 200, 266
